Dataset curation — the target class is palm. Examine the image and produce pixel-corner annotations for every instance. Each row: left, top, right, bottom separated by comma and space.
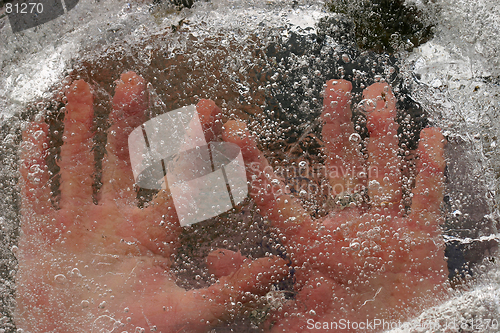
223, 80, 449, 332
16, 72, 287, 332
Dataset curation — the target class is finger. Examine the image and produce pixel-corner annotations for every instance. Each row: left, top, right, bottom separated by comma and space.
126, 256, 288, 332
190, 256, 289, 327
196, 98, 223, 142
101, 71, 148, 205
222, 120, 313, 244
59, 80, 95, 208
206, 249, 246, 278
409, 127, 446, 230
322, 79, 365, 197
20, 121, 52, 217
364, 82, 402, 208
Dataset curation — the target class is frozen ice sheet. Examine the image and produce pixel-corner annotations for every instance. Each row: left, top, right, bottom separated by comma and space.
0, 0, 499, 332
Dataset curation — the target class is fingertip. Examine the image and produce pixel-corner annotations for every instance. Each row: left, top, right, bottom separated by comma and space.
322, 79, 352, 122
364, 82, 397, 134
222, 120, 250, 143
227, 256, 289, 291
222, 120, 264, 164
196, 99, 220, 125
417, 127, 446, 172
420, 127, 445, 146
206, 249, 246, 278
362, 82, 393, 100
196, 99, 222, 141
118, 71, 147, 89
223, 119, 247, 131
111, 71, 148, 122
325, 79, 352, 97
363, 82, 396, 108
66, 80, 92, 102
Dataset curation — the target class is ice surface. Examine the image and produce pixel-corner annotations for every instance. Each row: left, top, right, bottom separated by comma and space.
0, 0, 500, 331
0, 0, 186, 118
406, 0, 500, 205
396, 0, 500, 330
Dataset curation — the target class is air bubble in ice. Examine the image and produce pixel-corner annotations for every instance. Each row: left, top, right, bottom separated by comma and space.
349, 242, 360, 251
359, 99, 376, 113
349, 133, 361, 144
33, 130, 44, 140
54, 274, 67, 284
71, 267, 82, 277
92, 315, 120, 333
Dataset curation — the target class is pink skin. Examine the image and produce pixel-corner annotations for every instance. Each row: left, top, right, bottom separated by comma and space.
206, 249, 247, 278
15, 72, 288, 333
222, 80, 449, 332
322, 80, 365, 195
16, 73, 449, 332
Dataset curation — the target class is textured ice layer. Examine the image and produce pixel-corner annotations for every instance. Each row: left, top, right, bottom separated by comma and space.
0, 0, 499, 332
0, 0, 162, 119
407, 0, 500, 204
388, 258, 500, 333
395, 0, 500, 331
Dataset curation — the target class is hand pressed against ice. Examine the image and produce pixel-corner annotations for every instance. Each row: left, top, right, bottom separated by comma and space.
16, 71, 288, 332
223, 80, 449, 332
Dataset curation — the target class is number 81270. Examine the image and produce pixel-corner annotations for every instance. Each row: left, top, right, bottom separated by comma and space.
6, 2, 43, 14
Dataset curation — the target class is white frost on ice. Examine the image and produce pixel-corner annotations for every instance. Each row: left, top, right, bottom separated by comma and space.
285, 8, 327, 34
0, 0, 162, 119
388, 257, 500, 333
7, 42, 78, 109
394, 0, 500, 331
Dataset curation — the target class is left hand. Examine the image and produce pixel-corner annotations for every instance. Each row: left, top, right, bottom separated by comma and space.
223, 80, 450, 332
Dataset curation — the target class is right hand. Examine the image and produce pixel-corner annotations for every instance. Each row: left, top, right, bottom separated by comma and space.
15, 71, 288, 333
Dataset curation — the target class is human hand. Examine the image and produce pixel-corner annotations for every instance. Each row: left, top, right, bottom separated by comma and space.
15, 71, 288, 332
223, 79, 449, 332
